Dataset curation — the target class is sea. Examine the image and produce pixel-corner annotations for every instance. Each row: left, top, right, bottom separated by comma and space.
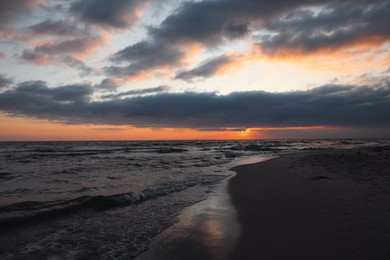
0, 139, 389, 259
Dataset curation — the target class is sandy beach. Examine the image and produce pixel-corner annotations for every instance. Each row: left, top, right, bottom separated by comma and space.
140, 146, 390, 259
229, 146, 390, 259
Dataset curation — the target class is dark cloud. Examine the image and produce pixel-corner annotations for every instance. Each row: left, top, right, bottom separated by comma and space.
70, 0, 148, 29
33, 37, 101, 56
102, 86, 169, 99
148, 1, 236, 45
0, 0, 41, 24
21, 36, 103, 66
0, 80, 389, 129
21, 50, 47, 64
97, 78, 118, 91
175, 55, 233, 81
146, 0, 376, 46
108, 0, 386, 78
0, 75, 13, 89
14, 81, 92, 102
147, 0, 323, 46
0, 81, 93, 124
259, 1, 390, 54
61, 56, 95, 76
26, 20, 84, 36
223, 21, 250, 39
198, 127, 247, 132
107, 41, 184, 78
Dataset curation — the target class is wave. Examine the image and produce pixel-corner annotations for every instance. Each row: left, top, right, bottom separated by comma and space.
154, 148, 188, 153
0, 175, 225, 229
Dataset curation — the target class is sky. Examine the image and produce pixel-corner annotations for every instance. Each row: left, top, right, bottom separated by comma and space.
0, 0, 389, 140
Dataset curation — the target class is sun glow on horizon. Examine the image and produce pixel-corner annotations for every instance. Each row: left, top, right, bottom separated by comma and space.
2, 114, 379, 141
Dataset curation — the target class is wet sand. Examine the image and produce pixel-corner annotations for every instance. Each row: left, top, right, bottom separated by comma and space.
136, 177, 240, 260
229, 147, 390, 259
139, 146, 390, 259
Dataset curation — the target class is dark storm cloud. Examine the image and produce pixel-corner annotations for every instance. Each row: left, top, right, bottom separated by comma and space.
175, 55, 233, 81
260, 1, 390, 54
0, 80, 389, 129
70, 0, 148, 29
0, 75, 13, 89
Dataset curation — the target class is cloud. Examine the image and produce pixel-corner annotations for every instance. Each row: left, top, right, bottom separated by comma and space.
175, 55, 235, 81
0, 80, 389, 129
26, 20, 84, 37
21, 50, 51, 65
14, 81, 93, 102
146, 0, 380, 47
102, 85, 168, 99
0, 0, 42, 24
96, 78, 118, 91
21, 35, 106, 67
70, 0, 149, 29
146, 0, 325, 46
259, 1, 390, 55
29, 36, 104, 57
106, 40, 185, 79
107, 0, 255, 78
61, 56, 96, 76
0, 75, 13, 89
106, 0, 388, 79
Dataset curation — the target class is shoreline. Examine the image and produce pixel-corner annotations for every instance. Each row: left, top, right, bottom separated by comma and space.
137, 146, 390, 259
136, 176, 240, 260
136, 155, 275, 260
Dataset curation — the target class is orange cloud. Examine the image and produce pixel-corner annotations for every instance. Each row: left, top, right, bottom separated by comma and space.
249, 42, 390, 77
213, 53, 248, 77
21, 34, 110, 67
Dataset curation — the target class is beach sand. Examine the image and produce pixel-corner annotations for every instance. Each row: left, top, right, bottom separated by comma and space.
228, 146, 390, 259
136, 176, 241, 260
139, 146, 390, 259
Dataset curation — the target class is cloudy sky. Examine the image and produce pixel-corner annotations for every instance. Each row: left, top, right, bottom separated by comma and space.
0, 0, 389, 140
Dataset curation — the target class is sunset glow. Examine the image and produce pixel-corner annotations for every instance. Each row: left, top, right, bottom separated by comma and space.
0, 0, 389, 140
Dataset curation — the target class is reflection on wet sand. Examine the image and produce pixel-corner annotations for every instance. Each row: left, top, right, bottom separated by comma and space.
136, 156, 274, 260
136, 177, 240, 260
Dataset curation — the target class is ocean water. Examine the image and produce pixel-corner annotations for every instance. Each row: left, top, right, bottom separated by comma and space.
0, 139, 388, 259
